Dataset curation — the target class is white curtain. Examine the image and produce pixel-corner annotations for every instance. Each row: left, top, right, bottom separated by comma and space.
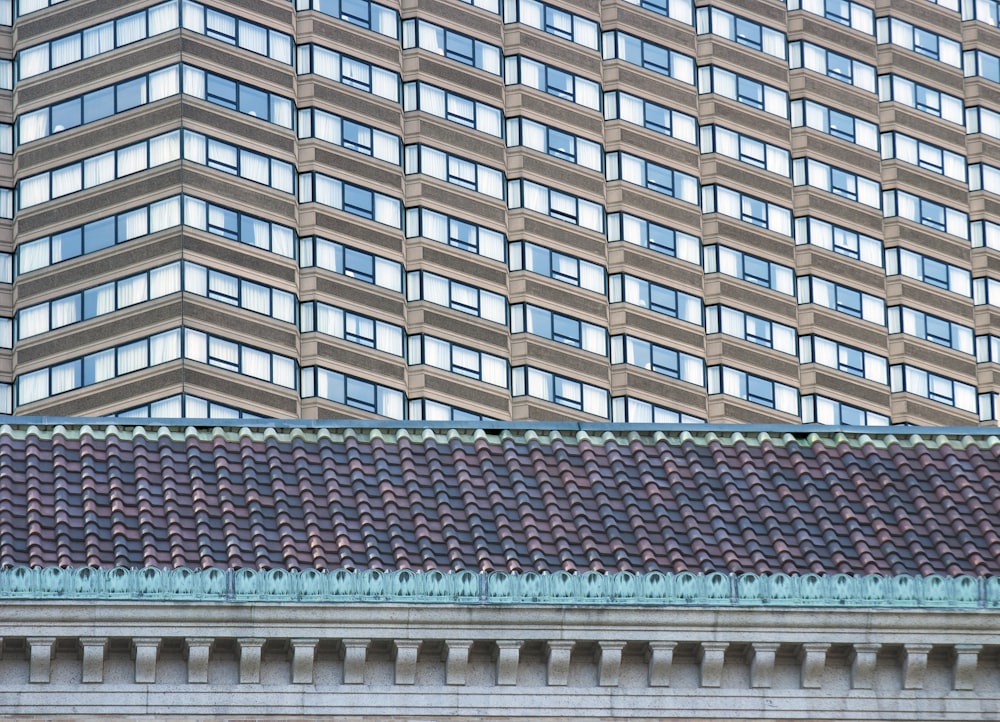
271, 161, 294, 193
581, 324, 605, 355
272, 356, 296, 388
117, 340, 148, 374
314, 175, 342, 207
149, 0, 179, 35
241, 347, 270, 381
19, 174, 50, 208
182, 131, 207, 164
49, 361, 79, 394
376, 322, 402, 356
150, 196, 181, 232
182, 0, 205, 32
117, 274, 148, 308
422, 84, 446, 115
183, 65, 206, 99
480, 292, 506, 324
317, 304, 343, 337
149, 66, 180, 101
184, 263, 208, 295
51, 165, 81, 198
207, 139, 237, 173
577, 200, 603, 232
272, 226, 294, 257
240, 149, 269, 185
184, 328, 208, 363
239, 19, 267, 54
315, 238, 339, 271
117, 142, 148, 177
208, 337, 238, 369
18, 239, 48, 273
116, 12, 147, 46
183, 196, 207, 230
269, 31, 292, 64
50, 297, 79, 329
18, 305, 49, 338
88, 349, 116, 383
51, 35, 81, 68
271, 97, 293, 129
421, 209, 447, 242
373, 130, 399, 164
150, 263, 180, 298
374, 195, 400, 227
242, 281, 270, 315
18, 45, 49, 79
272, 290, 295, 323
118, 208, 147, 240
18, 370, 48, 405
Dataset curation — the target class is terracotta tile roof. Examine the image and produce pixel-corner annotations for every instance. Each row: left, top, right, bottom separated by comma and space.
1, 422, 999, 575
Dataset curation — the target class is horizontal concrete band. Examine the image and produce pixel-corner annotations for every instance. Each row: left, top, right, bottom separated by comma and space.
1, 567, 996, 608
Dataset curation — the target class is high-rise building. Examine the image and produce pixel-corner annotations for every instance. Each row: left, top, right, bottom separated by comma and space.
1, 0, 998, 425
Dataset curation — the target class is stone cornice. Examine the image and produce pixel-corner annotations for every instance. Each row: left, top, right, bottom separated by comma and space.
2, 567, 997, 608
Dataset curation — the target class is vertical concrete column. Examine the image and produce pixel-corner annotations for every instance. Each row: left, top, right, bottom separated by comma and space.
342, 639, 370, 684
132, 637, 161, 684
698, 642, 728, 688
494, 640, 522, 686
546, 641, 574, 686
953, 644, 982, 691
444, 639, 473, 685
850, 643, 881, 690
238, 638, 265, 684
798, 643, 830, 689
79, 637, 107, 684
646, 641, 676, 687
596, 641, 626, 687
393, 640, 421, 685
748, 643, 780, 689
901, 643, 933, 690
290, 638, 319, 684
27, 637, 55, 683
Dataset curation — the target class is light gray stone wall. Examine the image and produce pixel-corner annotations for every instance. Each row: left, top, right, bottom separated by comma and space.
0, 601, 998, 719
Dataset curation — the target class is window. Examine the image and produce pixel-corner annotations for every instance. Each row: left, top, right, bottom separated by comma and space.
800, 335, 888, 383
602, 31, 695, 85
705, 305, 797, 355
298, 172, 402, 228
609, 273, 703, 325
607, 212, 700, 264
788, 0, 874, 33
296, 44, 399, 102
506, 117, 603, 171
794, 217, 883, 266
510, 241, 606, 293
696, 7, 786, 58
881, 132, 966, 181
619, 0, 693, 25
298, 108, 400, 165
402, 19, 501, 74
457, 0, 500, 13
299, 236, 403, 292
966, 0, 1000, 27
603, 91, 697, 144
404, 145, 505, 198
507, 179, 605, 232
409, 398, 491, 422
503, 0, 599, 49
972, 220, 1000, 251
704, 245, 795, 295
403, 81, 503, 137
511, 303, 607, 355
408, 335, 508, 387
790, 99, 879, 150
18, 130, 182, 211
877, 17, 961, 66
700, 125, 789, 176
184, 328, 295, 388
119, 393, 260, 419
701, 185, 792, 235
882, 189, 969, 239
891, 305, 970, 353
965, 49, 1000, 83
793, 158, 881, 207
968, 106, 1000, 139
801, 396, 890, 425
407, 270, 507, 324
878, 74, 964, 124
183, 1, 292, 63
512, 366, 609, 417
301, 366, 404, 418
16, 329, 182, 408
789, 41, 876, 91
698, 66, 788, 117
611, 335, 704, 386
708, 366, 799, 415
886, 248, 971, 296
295, 0, 398, 38
300, 301, 403, 357
184, 262, 296, 323
798, 276, 886, 324
405, 207, 505, 262
611, 396, 704, 423
605, 152, 698, 203
504, 56, 601, 110
182, 130, 294, 194
970, 163, 1000, 194
890, 365, 977, 413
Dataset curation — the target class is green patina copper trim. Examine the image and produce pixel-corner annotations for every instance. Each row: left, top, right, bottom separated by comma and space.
0, 567, 997, 608
1, 419, 999, 449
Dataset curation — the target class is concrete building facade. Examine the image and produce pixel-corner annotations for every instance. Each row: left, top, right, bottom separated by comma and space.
0, 0, 999, 425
